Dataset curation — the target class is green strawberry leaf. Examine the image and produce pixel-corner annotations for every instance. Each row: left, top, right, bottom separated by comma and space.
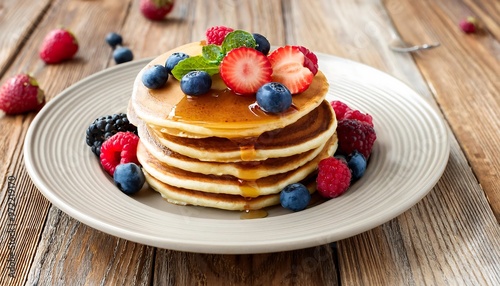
171, 56, 220, 80
202, 45, 223, 63
221, 30, 256, 53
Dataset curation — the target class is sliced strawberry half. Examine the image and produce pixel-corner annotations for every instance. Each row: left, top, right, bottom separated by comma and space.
220, 47, 272, 96
268, 46, 314, 94
296, 46, 318, 75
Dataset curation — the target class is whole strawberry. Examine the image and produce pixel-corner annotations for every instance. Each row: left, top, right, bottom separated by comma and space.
0, 74, 45, 115
140, 0, 174, 21
39, 28, 79, 64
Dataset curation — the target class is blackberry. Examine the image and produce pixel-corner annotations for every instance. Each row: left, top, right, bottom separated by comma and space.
85, 113, 138, 156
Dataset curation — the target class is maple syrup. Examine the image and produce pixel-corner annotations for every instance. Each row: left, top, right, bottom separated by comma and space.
240, 209, 268, 219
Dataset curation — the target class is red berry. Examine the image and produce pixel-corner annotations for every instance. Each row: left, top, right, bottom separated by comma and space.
337, 119, 377, 159
459, 17, 477, 34
0, 74, 45, 115
205, 26, 234, 45
316, 157, 351, 198
220, 47, 272, 96
140, 0, 174, 21
296, 46, 318, 75
268, 46, 314, 94
330, 100, 352, 120
100, 132, 140, 176
39, 29, 79, 64
343, 109, 373, 127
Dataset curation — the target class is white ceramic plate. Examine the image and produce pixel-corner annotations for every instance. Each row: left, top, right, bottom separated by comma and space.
24, 54, 449, 254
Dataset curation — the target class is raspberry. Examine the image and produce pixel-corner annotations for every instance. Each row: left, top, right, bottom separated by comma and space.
100, 132, 140, 176
206, 26, 234, 45
330, 100, 352, 120
343, 109, 373, 127
316, 157, 351, 198
336, 119, 377, 159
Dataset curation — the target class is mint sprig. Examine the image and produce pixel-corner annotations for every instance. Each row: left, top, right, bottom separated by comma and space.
172, 30, 257, 80
171, 56, 220, 80
221, 30, 256, 53
202, 45, 223, 62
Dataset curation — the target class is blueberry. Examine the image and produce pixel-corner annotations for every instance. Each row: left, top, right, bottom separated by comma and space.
165, 52, 189, 74
180, 71, 212, 96
256, 82, 292, 113
253, 33, 271, 55
347, 151, 367, 182
113, 163, 145, 195
280, 183, 311, 212
105, 32, 123, 48
113, 47, 134, 64
142, 65, 169, 89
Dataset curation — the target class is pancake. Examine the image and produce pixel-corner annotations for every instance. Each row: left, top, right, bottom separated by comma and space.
144, 171, 317, 211
137, 135, 337, 197
129, 42, 330, 138
140, 121, 337, 179
146, 100, 337, 162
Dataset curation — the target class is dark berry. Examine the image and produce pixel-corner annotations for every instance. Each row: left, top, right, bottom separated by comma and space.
142, 65, 169, 89
347, 151, 367, 182
86, 113, 138, 156
113, 163, 145, 195
165, 52, 189, 74
105, 32, 123, 48
256, 82, 292, 113
180, 71, 212, 96
280, 183, 311, 211
113, 47, 133, 64
253, 33, 271, 55
337, 119, 377, 159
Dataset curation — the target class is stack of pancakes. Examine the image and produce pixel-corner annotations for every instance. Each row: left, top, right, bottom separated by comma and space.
127, 42, 338, 211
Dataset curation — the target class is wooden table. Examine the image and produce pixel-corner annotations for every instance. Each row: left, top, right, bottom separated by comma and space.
1, 0, 499, 284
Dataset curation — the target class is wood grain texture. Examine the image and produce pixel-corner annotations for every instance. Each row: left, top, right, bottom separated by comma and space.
0, 0, 52, 77
154, 246, 337, 285
384, 0, 500, 220
26, 207, 154, 285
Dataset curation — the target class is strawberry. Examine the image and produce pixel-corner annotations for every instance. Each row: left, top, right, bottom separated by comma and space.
39, 29, 79, 64
296, 46, 318, 75
220, 47, 272, 96
140, 0, 174, 21
0, 74, 45, 115
268, 46, 314, 94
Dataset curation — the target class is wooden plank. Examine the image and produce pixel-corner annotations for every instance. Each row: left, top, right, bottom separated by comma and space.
154, 246, 337, 285
384, 0, 500, 220
0, 0, 52, 77
26, 208, 154, 285
287, 0, 500, 284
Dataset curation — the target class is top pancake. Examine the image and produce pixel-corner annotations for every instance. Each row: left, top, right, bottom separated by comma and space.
129, 42, 330, 138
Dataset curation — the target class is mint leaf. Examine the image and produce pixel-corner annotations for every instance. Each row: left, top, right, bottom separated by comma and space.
171, 56, 220, 80
202, 45, 223, 63
221, 30, 256, 53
